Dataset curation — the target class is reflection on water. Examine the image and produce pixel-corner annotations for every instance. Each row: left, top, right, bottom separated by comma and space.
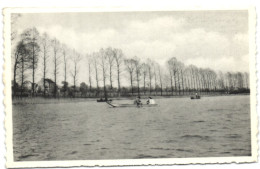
12, 95, 251, 161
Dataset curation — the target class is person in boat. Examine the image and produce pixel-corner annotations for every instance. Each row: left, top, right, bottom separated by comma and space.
195, 92, 200, 99
134, 96, 142, 106
147, 96, 155, 104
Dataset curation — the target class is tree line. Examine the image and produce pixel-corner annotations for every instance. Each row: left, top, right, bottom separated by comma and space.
12, 27, 250, 98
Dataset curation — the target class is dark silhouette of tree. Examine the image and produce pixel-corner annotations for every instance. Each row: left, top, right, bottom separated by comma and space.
62, 44, 69, 97
99, 48, 108, 99
40, 32, 50, 96
141, 63, 148, 95
147, 59, 153, 95
124, 58, 136, 95
21, 27, 40, 96
51, 38, 60, 97
106, 47, 115, 90
93, 52, 100, 96
80, 82, 88, 97
86, 54, 92, 93
71, 50, 81, 97
113, 48, 124, 96
13, 41, 30, 96
157, 63, 163, 96
133, 57, 141, 97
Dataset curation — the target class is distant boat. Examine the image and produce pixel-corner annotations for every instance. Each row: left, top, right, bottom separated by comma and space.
106, 102, 158, 108
97, 98, 112, 102
190, 95, 201, 99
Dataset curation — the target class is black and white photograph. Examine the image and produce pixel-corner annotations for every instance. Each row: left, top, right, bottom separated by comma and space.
3, 6, 257, 167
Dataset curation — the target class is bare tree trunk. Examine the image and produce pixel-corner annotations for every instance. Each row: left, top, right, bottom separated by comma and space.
109, 65, 113, 89
149, 68, 152, 95
114, 49, 123, 97
88, 62, 92, 93
13, 43, 24, 97
181, 69, 184, 95
94, 59, 99, 96
154, 67, 157, 96
143, 75, 146, 95
63, 50, 67, 97
32, 42, 35, 96
170, 75, 174, 96
158, 65, 163, 96
177, 70, 181, 95
13, 54, 18, 96
43, 52, 46, 96
70, 52, 81, 98
41, 33, 50, 97
73, 64, 76, 96
54, 51, 57, 97
130, 73, 133, 95
102, 65, 107, 99
20, 57, 25, 96
51, 38, 61, 98
173, 71, 177, 95
137, 72, 140, 97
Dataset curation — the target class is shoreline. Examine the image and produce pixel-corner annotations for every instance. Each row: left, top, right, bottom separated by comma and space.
12, 93, 250, 105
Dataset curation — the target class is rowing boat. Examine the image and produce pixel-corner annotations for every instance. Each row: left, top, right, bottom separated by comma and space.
106, 102, 158, 108
190, 95, 201, 99
97, 99, 112, 102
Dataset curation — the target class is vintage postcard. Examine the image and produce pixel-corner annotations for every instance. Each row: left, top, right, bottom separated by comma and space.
3, 7, 257, 168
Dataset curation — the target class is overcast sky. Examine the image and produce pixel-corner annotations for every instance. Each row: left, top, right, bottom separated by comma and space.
13, 11, 249, 85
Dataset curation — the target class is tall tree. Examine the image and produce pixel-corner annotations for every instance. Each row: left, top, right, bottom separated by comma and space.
71, 50, 81, 97
51, 38, 60, 97
106, 47, 115, 89
125, 59, 136, 95
167, 60, 174, 95
93, 52, 100, 96
113, 48, 124, 96
99, 48, 108, 99
21, 27, 40, 96
18, 42, 31, 96
157, 63, 163, 96
86, 54, 92, 92
13, 41, 29, 96
147, 59, 154, 95
153, 62, 158, 95
40, 33, 50, 96
62, 44, 69, 96
141, 63, 148, 95
13, 41, 24, 95
133, 57, 141, 97
167, 57, 178, 95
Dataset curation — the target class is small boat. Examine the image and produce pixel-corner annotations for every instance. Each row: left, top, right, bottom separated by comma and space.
97, 98, 112, 102
106, 102, 158, 108
190, 95, 201, 99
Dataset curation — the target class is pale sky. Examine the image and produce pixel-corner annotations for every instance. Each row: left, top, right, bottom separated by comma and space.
12, 11, 249, 86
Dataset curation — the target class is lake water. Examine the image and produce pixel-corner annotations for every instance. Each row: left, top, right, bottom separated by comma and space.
12, 95, 251, 161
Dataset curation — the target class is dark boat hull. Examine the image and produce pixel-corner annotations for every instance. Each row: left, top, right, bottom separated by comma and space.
97, 99, 112, 102
190, 96, 201, 99
106, 102, 158, 108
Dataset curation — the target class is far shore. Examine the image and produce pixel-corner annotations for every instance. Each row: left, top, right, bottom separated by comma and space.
12, 93, 250, 105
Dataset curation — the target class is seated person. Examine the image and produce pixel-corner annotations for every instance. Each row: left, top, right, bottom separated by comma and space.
147, 97, 155, 104
134, 96, 142, 106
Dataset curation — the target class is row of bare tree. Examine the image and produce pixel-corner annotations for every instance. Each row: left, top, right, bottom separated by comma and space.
12, 27, 250, 98
85, 49, 249, 97
12, 27, 82, 97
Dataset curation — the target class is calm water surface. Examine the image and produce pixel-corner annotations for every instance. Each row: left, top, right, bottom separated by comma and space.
13, 95, 251, 161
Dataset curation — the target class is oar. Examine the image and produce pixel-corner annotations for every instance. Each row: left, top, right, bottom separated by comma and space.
106, 101, 117, 108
